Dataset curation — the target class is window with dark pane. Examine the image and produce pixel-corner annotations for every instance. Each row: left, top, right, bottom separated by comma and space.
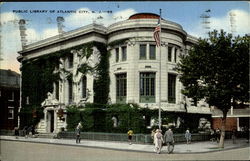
115, 48, 119, 62
140, 44, 146, 60
68, 79, 73, 103
82, 76, 87, 98
140, 72, 155, 103
168, 46, 172, 62
168, 74, 176, 103
149, 45, 156, 60
116, 73, 127, 103
122, 46, 127, 61
55, 81, 59, 100
68, 54, 73, 68
174, 48, 177, 62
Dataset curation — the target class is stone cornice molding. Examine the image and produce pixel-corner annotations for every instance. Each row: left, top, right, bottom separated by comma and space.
18, 24, 107, 55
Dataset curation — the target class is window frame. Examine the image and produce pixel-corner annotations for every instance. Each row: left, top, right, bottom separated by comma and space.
68, 54, 74, 68
168, 46, 172, 62
8, 91, 14, 101
82, 76, 87, 99
116, 73, 127, 103
68, 79, 73, 103
168, 74, 176, 103
121, 46, 127, 61
139, 44, 147, 60
140, 72, 156, 103
149, 44, 156, 60
115, 48, 119, 62
8, 107, 14, 119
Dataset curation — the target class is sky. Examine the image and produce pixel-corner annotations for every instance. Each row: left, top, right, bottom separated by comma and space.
0, 1, 249, 73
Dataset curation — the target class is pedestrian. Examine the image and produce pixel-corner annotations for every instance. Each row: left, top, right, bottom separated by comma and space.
243, 126, 249, 143
30, 125, 35, 137
154, 129, 164, 154
127, 129, 133, 145
75, 122, 82, 144
215, 128, 220, 143
232, 128, 237, 144
164, 128, 175, 154
185, 129, 191, 144
14, 127, 19, 139
210, 129, 215, 142
23, 126, 28, 138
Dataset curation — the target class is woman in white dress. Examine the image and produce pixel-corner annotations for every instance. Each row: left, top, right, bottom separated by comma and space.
154, 129, 164, 154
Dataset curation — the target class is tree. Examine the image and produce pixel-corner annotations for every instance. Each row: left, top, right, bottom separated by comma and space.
176, 30, 249, 148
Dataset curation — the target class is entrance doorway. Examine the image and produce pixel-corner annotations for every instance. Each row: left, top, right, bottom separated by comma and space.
47, 110, 54, 133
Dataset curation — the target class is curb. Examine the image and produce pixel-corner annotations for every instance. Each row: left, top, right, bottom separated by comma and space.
1, 137, 249, 154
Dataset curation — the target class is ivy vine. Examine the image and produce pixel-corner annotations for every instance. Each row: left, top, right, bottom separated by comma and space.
20, 41, 110, 127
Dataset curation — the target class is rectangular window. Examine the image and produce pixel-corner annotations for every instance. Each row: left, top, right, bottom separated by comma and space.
174, 48, 177, 62
115, 48, 119, 62
140, 72, 155, 103
55, 82, 59, 100
68, 54, 73, 68
140, 44, 147, 60
116, 73, 127, 103
121, 46, 127, 61
168, 74, 176, 103
8, 107, 14, 119
168, 46, 172, 62
149, 45, 156, 60
8, 91, 14, 101
68, 79, 73, 103
82, 76, 87, 98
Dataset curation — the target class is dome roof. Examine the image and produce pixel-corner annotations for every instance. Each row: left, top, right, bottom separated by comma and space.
128, 13, 160, 20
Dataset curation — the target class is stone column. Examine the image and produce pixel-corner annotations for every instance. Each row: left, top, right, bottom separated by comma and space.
160, 43, 168, 103
127, 42, 137, 103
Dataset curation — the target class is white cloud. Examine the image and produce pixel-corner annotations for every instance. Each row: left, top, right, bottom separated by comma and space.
0, 12, 20, 24
0, 12, 58, 72
189, 9, 249, 38
43, 28, 58, 39
64, 8, 137, 29
0, 12, 22, 72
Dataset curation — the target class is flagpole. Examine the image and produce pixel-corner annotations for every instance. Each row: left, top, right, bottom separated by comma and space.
158, 9, 162, 130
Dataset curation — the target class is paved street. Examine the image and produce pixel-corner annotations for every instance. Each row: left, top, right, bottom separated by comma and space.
0, 135, 249, 161
0, 140, 249, 161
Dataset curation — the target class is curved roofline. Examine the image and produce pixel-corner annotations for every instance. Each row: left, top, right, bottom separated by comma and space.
129, 13, 160, 19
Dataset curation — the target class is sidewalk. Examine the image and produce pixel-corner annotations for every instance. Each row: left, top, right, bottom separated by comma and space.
0, 135, 249, 154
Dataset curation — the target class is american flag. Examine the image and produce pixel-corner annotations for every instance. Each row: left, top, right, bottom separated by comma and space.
154, 18, 161, 47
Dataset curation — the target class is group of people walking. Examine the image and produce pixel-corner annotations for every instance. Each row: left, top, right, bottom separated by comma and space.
151, 128, 176, 154
151, 128, 192, 154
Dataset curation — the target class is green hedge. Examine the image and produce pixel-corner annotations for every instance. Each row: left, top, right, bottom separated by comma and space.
66, 103, 211, 134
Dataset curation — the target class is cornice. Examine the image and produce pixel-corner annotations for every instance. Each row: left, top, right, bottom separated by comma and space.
18, 24, 107, 55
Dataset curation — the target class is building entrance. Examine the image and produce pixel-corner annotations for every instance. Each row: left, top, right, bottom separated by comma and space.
47, 110, 54, 133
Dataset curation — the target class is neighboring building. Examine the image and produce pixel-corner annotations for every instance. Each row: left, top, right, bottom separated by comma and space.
0, 69, 20, 130
212, 105, 250, 131
17, 13, 211, 133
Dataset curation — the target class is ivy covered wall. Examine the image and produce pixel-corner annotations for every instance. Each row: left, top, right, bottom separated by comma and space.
19, 41, 109, 128
66, 103, 211, 134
